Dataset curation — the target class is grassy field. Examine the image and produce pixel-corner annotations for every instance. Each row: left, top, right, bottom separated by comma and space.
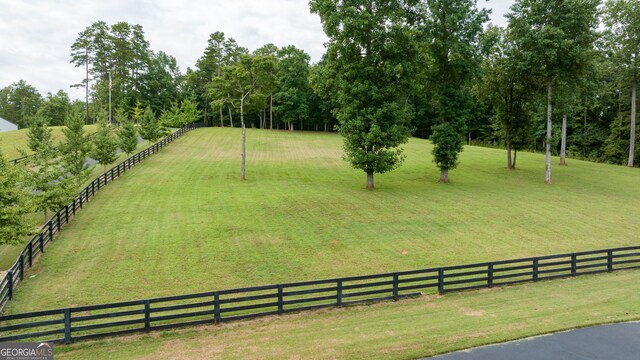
0, 126, 151, 269
55, 270, 640, 359
0, 125, 97, 159
4, 127, 639, 314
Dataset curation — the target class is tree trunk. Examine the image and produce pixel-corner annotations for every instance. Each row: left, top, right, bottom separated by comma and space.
545, 78, 553, 184
629, 78, 637, 167
270, 95, 273, 130
240, 99, 246, 181
228, 107, 234, 128
507, 140, 513, 170
560, 114, 567, 166
366, 171, 374, 190
324, 123, 327, 132
513, 150, 518, 169
220, 107, 224, 127
583, 108, 587, 158
439, 169, 449, 183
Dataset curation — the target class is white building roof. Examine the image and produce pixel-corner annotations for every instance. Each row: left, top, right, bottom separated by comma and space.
0, 117, 18, 132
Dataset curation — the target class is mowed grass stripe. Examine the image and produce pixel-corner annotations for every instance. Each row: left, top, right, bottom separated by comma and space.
5, 127, 640, 313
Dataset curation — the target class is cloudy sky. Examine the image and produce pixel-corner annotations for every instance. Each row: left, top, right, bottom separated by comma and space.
0, 0, 515, 101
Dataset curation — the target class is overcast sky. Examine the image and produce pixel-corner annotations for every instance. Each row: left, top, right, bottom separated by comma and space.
0, 0, 515, 101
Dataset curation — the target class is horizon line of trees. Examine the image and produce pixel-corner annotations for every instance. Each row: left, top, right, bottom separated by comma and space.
0, 0, 638, 186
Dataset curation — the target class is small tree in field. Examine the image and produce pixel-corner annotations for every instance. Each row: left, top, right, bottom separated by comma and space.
0, 150, 34, 245
91, 112, 119, 170
118, 116, 138, 156
61, 107, 91, 184
139, 106, 163, 143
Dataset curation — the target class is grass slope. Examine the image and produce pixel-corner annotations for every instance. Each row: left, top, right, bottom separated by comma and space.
56, 270, 640, 359
6, 127, 640, 313
0, 125, 97, 159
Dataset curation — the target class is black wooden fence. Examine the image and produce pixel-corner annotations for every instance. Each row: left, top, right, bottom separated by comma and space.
0, 124, 201, 313
0, 245, 638, 344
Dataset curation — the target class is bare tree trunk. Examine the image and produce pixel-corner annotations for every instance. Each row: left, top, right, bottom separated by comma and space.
324, 123, 327, 132
228, 107, 234, 128
513, 150, 518, 169
240, 98, 246, 181
270, 95, 273, 130
220, 107, 224, 127
629, 78, 637, 167
560, 114, 567, 166
583, 108, 587, 158
545, 78, 553, 184
289, 122, 293, 131
507, 140, 513, 170
366, 171, 374, 189
439, 169, 449, 183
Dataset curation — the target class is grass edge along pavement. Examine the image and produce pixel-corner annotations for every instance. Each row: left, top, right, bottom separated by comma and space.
0, 124, 201, 312
0, 245, 638, 345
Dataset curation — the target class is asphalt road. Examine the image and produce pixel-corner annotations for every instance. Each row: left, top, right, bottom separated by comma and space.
428, 322, 640, 360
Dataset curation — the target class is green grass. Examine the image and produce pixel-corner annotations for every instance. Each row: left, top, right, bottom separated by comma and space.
5, 127, 640, 314
0, 125, 97, 159
55, 270, 640, 359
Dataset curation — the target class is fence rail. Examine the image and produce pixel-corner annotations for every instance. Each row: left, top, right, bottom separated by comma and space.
1, 245, 638, 344
0, 124, 202, 313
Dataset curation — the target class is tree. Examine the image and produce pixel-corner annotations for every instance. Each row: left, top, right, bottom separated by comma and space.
139, 51, 184, 115
605, 0, 640, 167
117, 116, 138, 156
508, 0, 599, 182
310, 0, 420, 189
210, 54, 277, 180
90, 113, 119, 170
0, 150, 34, 245
139, 105, 163, 142
60, 107, 91, 186
38, 90, 72, 126
422, 0, 489, 182
274, 46, 311, 131
0, 80, 43, 128
26, 117, 74, 221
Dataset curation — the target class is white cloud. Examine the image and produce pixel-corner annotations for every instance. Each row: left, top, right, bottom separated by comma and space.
0, 0, 514, 101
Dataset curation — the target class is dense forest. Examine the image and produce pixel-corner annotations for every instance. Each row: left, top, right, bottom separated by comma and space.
0, 0, 638, 174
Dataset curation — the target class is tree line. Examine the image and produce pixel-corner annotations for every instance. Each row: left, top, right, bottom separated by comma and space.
0, 0, 637, 187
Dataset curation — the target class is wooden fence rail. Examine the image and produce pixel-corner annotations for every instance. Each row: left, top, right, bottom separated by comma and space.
1, 245, 638, 344
0, 124, 202, 313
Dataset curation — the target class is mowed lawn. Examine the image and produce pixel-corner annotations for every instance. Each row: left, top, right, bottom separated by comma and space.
0, 125, 97, 159
6, 127, 640, 313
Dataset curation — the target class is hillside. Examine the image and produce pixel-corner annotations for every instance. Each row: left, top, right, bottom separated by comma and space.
0, 125, 98, 159
6, 127, 640, 312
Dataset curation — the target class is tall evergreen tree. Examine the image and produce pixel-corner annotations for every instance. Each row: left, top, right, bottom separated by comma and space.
139, 105, 162, 143
0, 150, 34, 245
118, 116, 138, 156
90, 113, 119, 170
61, 107, 91, 185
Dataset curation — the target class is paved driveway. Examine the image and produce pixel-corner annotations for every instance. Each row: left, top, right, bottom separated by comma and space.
428, 322, 640, 360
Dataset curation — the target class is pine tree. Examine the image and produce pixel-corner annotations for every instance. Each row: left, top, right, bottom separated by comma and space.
90, 112, 119, 170
139, 105, 162, 142
118, 117, 138, 156
0, 150, 34, 245
61, 107, 91, 182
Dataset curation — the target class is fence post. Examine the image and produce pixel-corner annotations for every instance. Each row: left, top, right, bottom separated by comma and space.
607, 250, 613, 272
56, 212, 61, 231
277, 285, 284, 315
39, 233, 44, 253
337, 279, 343, 307
144, 300, 151, 332
91, 181, 95, 196
214, 291, 221, 323
533, 258, 539, 281
48, 221, 53, 242
488, 263, 494, 288
72, 199, 76, 215
19, 255, 24, 281
64, 308, 72, 344
28, 242, 33, 267
571, 254, 577, 276
392, 273, 399, 301
7, 271, 13, 300
65, 205, 69, 224
438, 268, 445, 294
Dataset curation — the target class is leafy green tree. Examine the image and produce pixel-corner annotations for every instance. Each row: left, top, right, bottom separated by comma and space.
0, 80, 43, 129
210, 54, 277, 180
131, 99, 144, 124
422, 0, 489, 183
60, 107, 91, 185
274, 46, 311, 131
90, 113, 119, 170
139, 105, 163, 142
139, 51, 184, 114
604, 0, 640, 167
508, 0, 599, 182
37, 90, 72, 126
310, 0, 420, 189
0, 150, 34, 245
27, 115, 53, 154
